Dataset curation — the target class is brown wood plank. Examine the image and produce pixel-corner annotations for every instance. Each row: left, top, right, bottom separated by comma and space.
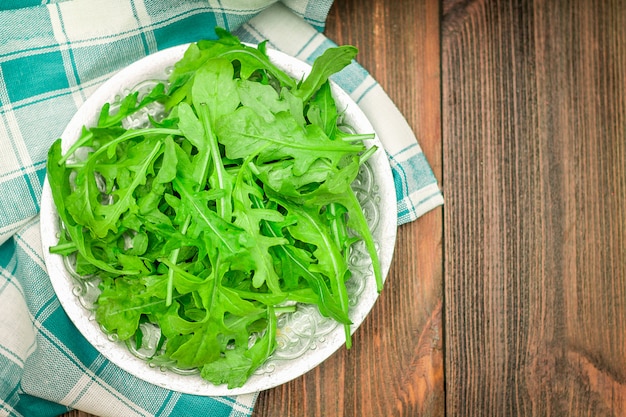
252, 0, 444, 416
442, 0, 626, 415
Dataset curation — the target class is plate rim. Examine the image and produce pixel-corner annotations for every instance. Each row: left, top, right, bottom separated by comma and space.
40, 42, 398, 396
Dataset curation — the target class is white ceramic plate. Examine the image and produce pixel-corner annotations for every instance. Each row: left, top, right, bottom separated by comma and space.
40, 43, 397, 396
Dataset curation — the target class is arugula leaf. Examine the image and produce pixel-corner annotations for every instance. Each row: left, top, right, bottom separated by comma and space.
217, 106, 364, 176
190, 57, 240, 125
47, 140, 139, 275
231, 162, 286, 292
93, 139, 163, 238
166, 30, 295, 109
237, 79, 290, 122
98, 83, 166, 128
96, 274, 168, 339
153, 137, 178, 184
200, 305, 276, 389
269, 192, 353, 346
294, 46, 358, 102
172, 178, 254, 266
46, 29, 383, 388
259, 217, 352, 324
306, 81, 338, 138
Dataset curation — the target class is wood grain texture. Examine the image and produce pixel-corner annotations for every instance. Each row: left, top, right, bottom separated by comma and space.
442, 0, 626, 416
252, 0, 444, 415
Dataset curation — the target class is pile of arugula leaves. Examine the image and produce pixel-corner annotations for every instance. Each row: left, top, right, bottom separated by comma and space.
46, 29, 382, 389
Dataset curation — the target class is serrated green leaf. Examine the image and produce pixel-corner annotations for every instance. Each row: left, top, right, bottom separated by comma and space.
47, 30, 378, 389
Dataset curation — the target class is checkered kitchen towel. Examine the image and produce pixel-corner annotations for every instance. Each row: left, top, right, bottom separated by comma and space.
0, 1, 443, 416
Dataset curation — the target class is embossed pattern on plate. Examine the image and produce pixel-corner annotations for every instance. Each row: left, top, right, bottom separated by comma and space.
40, 44, 397, 396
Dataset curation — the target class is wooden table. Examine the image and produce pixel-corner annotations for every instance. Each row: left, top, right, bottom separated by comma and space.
64, 0, 626, 415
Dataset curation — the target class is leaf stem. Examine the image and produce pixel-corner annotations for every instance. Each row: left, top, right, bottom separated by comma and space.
346, 188, 383, 292
49, 241, 77, 255
165, 214, 191, 306
198, 103, 232, 220
57, 130, 94, 166
359, 145, 378, 166
59, 128, 180, 166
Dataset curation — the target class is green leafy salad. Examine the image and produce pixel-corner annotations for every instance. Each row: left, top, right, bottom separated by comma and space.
46, 29, 382, 389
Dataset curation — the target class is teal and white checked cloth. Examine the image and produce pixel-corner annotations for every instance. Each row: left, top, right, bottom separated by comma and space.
0, 1, 443, 416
